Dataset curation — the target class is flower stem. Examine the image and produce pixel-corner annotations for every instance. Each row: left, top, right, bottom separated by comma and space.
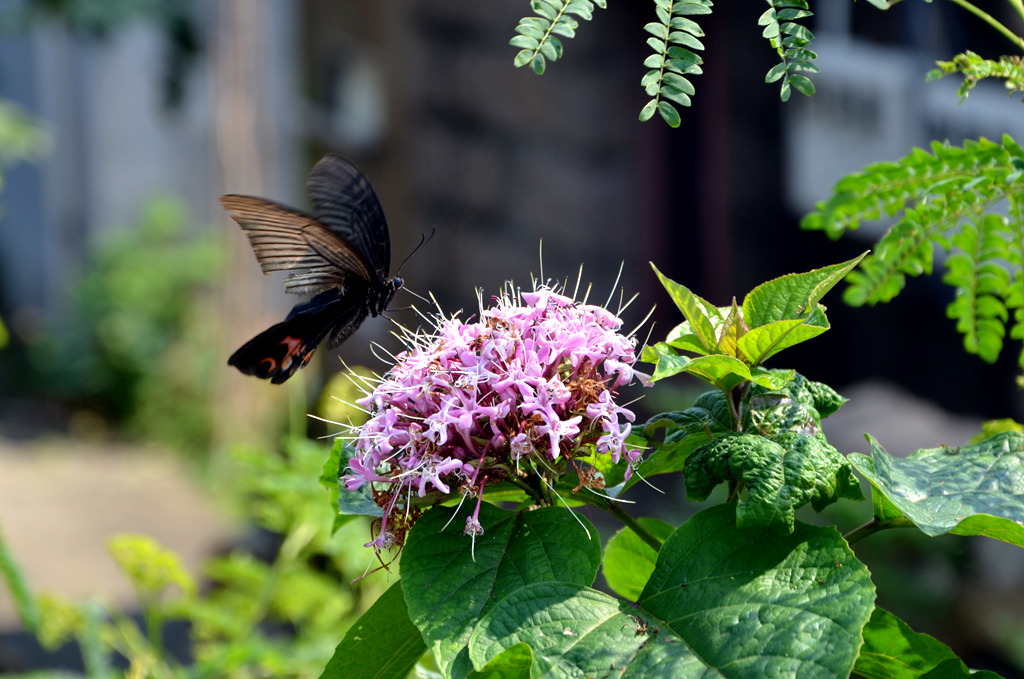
606, 503, 663, 552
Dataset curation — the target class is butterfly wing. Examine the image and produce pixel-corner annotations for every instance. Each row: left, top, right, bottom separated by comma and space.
227, 288, 369, 383
223, 155, 397, 383
306, 154, 391, 284
220, 195, 374, 296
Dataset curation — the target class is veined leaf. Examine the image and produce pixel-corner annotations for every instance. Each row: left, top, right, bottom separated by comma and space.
742, 253, 866, 327
319, 582, 425, 679
685, 430, 863, 532
855, 607, 978, 679
851, 431, 1024, 546
638, 505, 875, 678
464, 506, 874, 678
403, 503, 601, 678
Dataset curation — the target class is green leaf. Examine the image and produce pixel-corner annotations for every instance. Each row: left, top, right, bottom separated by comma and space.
508, 35, 539, 49
469, 583, 684, 676
658, 100, 681, 127
466, 643, 534, 679
789, 73, 815, 95
651, 263, 720, 352
854, 607, 972, 679
602, 518, 675, 600
644, 21, 668, 39
686, 430, 863, 532
629, 392, 734, 490
318, 581, 426, 679
402, 503, 601, 678
639, 99, 658, 122
639, 504, 875, 679
851, 431, 1024, 545
334, 441, 384, 519
737, 318, 829, 365
742, 253, 867, 328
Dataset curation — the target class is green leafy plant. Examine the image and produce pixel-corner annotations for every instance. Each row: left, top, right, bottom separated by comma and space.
758, 0, 817, 101
801, 1, 1024, 371
24, 196, 223, 452
316, 258, 1024, 678
0, 437, 386, 679
509, 0, 606, 75
511, 0, 817, 126
928, 51, 1024, 102
802, 136, 1024, 367
638, 0, 711, 128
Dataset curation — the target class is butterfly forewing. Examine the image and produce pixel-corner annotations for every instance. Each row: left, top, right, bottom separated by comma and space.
306, 154, 390, 284
219, 195, 374, 294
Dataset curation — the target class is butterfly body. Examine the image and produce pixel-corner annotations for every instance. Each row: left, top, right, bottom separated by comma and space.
223, 155, 400, 383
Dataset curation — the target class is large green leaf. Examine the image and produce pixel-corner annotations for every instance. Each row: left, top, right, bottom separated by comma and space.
638, 504, 875, 678
850, 431, 1024, 546
685, 431, 863, 532
319, 581, 425, 679
741, 253, 866, 327
602, 518, 675, 600
854, 607, 990, 679
468, 583, 677, 677
458, 506, 874, 678
402, 503, 601, 678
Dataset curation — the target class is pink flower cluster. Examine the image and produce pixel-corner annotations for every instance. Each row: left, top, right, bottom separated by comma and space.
342, 287, 643, 551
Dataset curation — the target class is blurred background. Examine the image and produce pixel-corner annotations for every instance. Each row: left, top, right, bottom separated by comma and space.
0, 0, 1023, 675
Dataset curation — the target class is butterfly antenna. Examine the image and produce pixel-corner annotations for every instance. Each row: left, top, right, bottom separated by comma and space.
397, 227, 436, 275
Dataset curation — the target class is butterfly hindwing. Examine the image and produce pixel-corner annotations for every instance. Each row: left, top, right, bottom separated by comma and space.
228, 289, 370, 384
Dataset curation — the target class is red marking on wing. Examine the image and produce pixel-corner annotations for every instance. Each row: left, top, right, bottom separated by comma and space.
279, 336, 314, 371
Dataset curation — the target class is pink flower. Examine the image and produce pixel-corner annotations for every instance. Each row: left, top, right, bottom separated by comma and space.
341, 282, 645, 552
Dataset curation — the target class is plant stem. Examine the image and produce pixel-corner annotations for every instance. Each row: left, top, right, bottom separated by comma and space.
843, 518, 883, 544
1004, 0, 1024, 26
143, 601, 164, 662
606, 503, 664, 552
946, 0, 1024, 51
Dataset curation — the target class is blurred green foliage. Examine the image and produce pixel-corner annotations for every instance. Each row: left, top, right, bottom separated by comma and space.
1, 436, 387, 678
28, 196, 223, 453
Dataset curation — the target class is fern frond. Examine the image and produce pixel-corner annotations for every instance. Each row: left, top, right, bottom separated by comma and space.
927, 51, 1024, 103
804, 135, 1024, 367
638, 0, 712, 128
758, 0, 818, 102
510, 0, 605, 75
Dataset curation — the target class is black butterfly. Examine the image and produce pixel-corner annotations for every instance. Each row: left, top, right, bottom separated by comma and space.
222, 154, 402, 383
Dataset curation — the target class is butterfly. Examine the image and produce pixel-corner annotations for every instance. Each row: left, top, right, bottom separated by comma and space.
221, 154, 402, 383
